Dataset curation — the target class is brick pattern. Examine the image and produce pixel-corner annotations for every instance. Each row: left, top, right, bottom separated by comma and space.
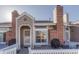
49, 5, 64, 44
48, 29, 58, 43
12, 10, 19, 39
5, 31, 12, 44
56, 5, 64, 44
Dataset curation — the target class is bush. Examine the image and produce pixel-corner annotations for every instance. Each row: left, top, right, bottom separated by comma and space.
51, 38, 60, 48
8, 38, 16, 46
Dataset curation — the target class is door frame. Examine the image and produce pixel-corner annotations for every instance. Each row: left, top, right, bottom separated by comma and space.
19, 25, 32, 48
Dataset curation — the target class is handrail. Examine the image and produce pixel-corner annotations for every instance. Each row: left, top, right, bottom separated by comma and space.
0, 44, 16, 51
0, 44, 17, 54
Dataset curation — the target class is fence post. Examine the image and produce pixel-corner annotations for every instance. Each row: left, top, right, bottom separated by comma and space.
28, 47, 31, 54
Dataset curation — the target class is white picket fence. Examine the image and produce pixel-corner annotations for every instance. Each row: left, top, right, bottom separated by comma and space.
0, 44, 78, 54
0, 44, 17, 54
28, 48, 78, 54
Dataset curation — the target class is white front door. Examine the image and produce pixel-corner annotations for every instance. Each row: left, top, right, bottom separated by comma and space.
23, 29, 30, 46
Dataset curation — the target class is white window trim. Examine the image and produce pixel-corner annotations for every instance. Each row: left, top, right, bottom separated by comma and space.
34, 28, 48, 45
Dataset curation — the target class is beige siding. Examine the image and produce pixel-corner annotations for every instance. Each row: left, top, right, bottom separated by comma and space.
70, 26, 79, 42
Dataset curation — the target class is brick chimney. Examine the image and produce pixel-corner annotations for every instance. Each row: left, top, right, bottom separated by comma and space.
12, 10, 19, 39
49, 5, 64, 45
56, 5, 64, 44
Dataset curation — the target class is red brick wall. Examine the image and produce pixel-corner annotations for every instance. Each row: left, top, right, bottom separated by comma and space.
49, 5, 64, 44
5, 31, 12, 44
48, 29, 58, 43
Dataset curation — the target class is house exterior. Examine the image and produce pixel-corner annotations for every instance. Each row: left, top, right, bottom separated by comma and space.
0, 5, 79, 50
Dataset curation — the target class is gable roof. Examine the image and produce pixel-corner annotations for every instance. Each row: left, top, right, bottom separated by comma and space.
16, 12, 35, 20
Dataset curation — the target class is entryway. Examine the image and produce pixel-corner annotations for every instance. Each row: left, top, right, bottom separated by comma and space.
20, 26, 30, 48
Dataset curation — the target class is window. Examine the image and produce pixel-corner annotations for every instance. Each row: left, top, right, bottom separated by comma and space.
0, 32, 3, 42
35, 29, 48, 44
25, 30, 30, 36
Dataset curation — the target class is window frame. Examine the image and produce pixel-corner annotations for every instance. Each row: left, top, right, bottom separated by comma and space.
34, 28, 48, 45
0, 32, 4, 42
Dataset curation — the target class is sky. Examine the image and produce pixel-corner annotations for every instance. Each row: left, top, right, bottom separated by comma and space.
0, 5, 79, 22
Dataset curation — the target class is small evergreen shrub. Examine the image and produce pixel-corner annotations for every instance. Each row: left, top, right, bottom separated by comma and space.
51, 38, 60, 48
